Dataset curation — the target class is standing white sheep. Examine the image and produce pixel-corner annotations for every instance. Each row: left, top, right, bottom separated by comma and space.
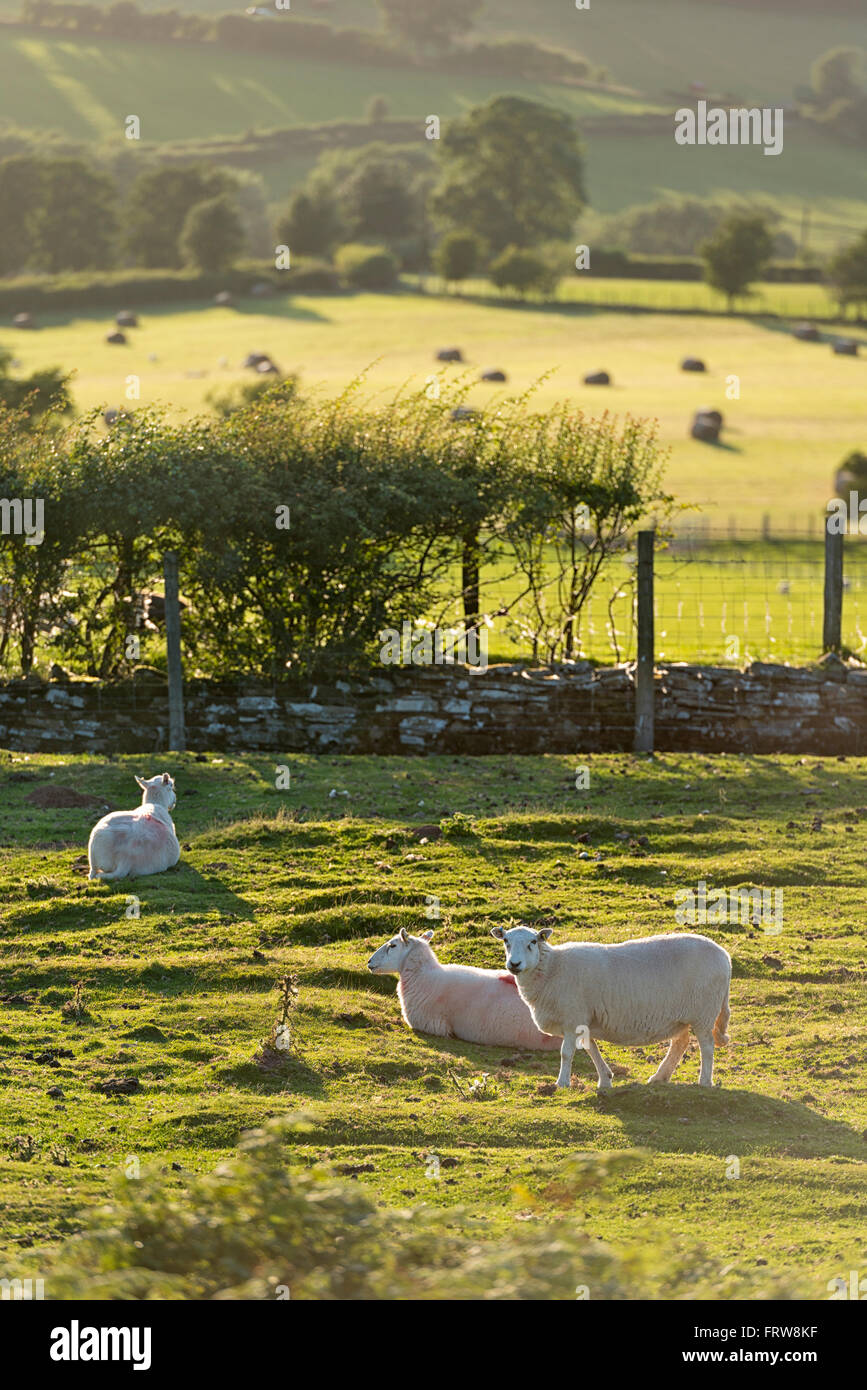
367, 928, 562, 1051
490, 926, 731, 1092
87, 773, 180, 882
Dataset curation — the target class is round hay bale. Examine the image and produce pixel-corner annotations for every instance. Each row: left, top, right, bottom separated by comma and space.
793, 322, 821, 342
13, 312, 34, 330
243, 351, 271, 369
450, 405, 478, 422
116, 310, 138, 329
690, 408, 723, 442
480, 368, 507, 382
255, 359, 280, 375
584, 370, 610, 386
681, 356, 706, 372
832, 338, 858, 356
106, 331, 127, 345
436, 347, 463, 362
214, 290, 234, 307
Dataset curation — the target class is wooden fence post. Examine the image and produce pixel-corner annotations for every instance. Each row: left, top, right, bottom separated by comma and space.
634, 529, 655, 752
163, 551, 186, 752
822, 519, 844, 655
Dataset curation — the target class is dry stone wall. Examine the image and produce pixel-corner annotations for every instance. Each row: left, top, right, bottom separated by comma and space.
1, 660, 865, 755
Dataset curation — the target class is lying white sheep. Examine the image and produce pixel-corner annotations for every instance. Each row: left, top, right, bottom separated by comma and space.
87, 773, 180, 882
367, 928, 561, 1051
491, 926, 731, 1091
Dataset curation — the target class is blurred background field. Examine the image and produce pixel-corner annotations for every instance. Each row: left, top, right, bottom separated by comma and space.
6, 292, 863, 529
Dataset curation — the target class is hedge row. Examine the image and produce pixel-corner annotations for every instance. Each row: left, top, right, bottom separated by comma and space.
585, 251, 824, 283
0, 261, 341, 314
12, 7, 590, 84
0, 254, 826, 317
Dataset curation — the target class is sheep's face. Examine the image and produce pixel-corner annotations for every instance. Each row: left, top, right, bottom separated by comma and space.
136, 772, 176, 811
491, 924, 552, 976
367, 927, 433, 974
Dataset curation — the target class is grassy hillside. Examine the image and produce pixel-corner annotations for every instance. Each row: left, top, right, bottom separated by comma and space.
8, 0, 857, 105
0, 31, 657, 143
4, 291, 864, 526
2, 28, 863, 250
0, 750, 864, 1296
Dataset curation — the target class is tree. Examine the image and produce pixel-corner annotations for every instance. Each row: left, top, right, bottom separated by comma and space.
287, 144, 427, 253
179, 194, 245, 273
828, 227, 867, 314
334, 243, 399, 290
329, 148, 417, 242
125, 165, 236, 268
0, 155, 44, 275
0, 350, 71, 422
502, 413, 671, 663
489, 246, 558, 298
366, 94, 390, 122
275, 188, 343, 259
434, 231, 482, 286
376, 0, 483, 54
0, 155, 121, 275
810, 46, 864, 108
429, 96, 586, 255
700, 213, 774, 310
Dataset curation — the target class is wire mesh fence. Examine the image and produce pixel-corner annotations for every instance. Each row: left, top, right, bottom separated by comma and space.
576, 530, 867, 667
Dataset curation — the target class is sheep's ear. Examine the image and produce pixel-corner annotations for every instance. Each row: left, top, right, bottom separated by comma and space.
420, 929, 434, 942
399, 928, 409, 943
135, 776, 147, 789
490, 926, 505, 940
537, 928, 554, 942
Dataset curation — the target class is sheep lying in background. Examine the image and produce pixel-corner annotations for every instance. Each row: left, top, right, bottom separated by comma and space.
367, 928, 561, 1050
87, 773, 180, 882
491, 926, 731, 1092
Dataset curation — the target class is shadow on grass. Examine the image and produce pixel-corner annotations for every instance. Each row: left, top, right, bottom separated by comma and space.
91, 861, 256, 919
214, 1055, 326, 1098
586, 1082, 865, 1159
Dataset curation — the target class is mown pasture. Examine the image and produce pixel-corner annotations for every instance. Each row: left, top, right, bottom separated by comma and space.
5, 290, 863, 530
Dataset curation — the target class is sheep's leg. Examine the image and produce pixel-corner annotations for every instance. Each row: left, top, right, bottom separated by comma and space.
585, 1039, 613, 1088
555, 1028, 578, 1088
696, 1030, 715, 1087
93, 863, 132, 882
648, 1027, 690, 1084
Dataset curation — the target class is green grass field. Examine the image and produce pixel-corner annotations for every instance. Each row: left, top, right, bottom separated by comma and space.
0, 750, 864, 1296
5, 290, 864, 529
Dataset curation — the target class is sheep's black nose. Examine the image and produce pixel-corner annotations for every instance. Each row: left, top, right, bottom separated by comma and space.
508, 962, 521, 974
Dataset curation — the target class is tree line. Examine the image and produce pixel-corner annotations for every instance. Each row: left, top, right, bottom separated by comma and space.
3, 89, 863, 309
0, 386, 670, 681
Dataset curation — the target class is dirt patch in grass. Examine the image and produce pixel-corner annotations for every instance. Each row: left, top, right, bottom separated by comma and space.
25, 787, 111, 810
